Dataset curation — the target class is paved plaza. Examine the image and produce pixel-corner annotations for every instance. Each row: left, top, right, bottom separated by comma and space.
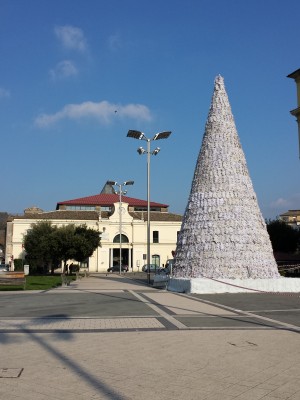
0, 273, 300, 399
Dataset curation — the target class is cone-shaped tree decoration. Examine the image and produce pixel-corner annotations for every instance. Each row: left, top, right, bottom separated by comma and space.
173, 76, 279, 279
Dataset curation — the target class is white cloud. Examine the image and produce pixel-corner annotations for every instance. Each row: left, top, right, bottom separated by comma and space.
270, 197, 290, 208
49, 60, 78, 80
108, 33, 122, 51
34, 100, 152, 128
0, 87, 10, 98
267, 194, 300, 219
54, 25, 87, 52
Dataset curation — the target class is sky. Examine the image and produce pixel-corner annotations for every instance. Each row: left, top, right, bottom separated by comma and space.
1, 0, 300, 220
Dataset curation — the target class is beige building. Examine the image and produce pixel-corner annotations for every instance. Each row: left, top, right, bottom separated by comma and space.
5, 186, 182, 272
279, 210, 300, 229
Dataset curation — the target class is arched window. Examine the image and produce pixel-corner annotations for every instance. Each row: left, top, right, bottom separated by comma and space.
113, 234, 129, 243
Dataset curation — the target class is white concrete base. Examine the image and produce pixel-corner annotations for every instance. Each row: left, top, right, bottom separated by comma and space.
167, 277, 300, 294
153, 274, 169, 287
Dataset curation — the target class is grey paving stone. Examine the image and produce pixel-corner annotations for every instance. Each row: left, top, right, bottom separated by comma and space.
1, 276, 300, 400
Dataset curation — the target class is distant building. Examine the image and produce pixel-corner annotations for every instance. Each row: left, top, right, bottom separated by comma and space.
5, 184, 182, 272
279, 210, 300, 229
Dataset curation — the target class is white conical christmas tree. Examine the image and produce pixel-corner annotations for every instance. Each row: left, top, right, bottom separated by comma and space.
174, 75, 279, 279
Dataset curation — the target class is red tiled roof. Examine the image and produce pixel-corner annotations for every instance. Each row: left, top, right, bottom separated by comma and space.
57, 193, 168, 209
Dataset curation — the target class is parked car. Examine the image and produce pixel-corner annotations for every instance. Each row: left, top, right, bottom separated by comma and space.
142, 264, 160, 273
107, 264, 129, 273
0, 264, 9, 272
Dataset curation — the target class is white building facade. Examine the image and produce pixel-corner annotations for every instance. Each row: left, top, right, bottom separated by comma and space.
5, 202, 182, 272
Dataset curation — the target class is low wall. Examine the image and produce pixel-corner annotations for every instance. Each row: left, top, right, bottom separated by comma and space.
167, 277, 300, 294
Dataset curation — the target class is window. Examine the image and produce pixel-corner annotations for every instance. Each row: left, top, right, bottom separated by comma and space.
66, 205, 96, 211
152, 254, 160, 268
153, 231, 159, 243
101, 206, 112, 212
133, 207, 161, 211
113, 234, 129, 243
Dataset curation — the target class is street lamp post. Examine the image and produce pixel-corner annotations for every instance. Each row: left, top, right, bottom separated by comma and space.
127, 130, 171, 284
106, 180, 134, 275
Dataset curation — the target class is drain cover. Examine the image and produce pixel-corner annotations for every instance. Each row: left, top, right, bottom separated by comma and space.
0, 368, 23, 378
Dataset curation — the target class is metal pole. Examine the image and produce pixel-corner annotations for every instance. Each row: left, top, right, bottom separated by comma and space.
119, 184, 122, 275
147, 139, 151, 284
126, 130, 171, 284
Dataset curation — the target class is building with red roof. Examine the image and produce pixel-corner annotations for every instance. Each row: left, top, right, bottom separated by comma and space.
5, 183, 182, 273
56, 182, 169, 212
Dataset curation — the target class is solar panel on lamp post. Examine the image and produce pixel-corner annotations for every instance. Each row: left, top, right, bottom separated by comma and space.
106, 180, 134, 275
127, 130, 171, 284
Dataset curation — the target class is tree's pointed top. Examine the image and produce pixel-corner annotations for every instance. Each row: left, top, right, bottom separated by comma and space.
212, 75, 225, 96
205, 74, 233, 128
212, 74, 227, 99
214, 74, 224, 86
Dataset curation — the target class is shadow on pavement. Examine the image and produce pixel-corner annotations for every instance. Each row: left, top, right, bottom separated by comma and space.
0, 315, 129, 399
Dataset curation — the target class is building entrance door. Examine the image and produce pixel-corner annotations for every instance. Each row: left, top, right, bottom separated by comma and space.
112, 248, 129, 267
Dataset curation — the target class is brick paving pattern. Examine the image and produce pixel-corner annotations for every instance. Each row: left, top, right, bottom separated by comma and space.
0, 274, 299, 399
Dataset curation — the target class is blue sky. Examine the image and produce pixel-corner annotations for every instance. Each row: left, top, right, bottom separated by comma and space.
1, 0, 299, 219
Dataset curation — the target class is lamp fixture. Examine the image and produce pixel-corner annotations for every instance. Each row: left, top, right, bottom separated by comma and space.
152, 147, 160, 156
137, 147, 146, 155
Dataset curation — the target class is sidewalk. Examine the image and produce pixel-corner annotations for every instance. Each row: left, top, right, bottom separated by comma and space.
0, 273, 300, 400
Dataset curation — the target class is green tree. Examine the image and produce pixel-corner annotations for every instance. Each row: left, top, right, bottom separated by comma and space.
24, 222, 101, 274
73, 225, 101, 262
23, 221, 58, 273
53, 225, 78, 272
266, 219, 299, 253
